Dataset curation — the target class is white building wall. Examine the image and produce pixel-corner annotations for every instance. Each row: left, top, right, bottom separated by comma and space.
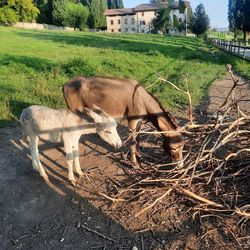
121, 15, 137, 33
136, 11, 155, 33
106, 16, 122, 32
172, 9, 186, 23
106, 8, 187, 34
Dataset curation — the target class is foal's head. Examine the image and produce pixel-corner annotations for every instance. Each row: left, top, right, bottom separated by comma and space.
85, 106, 122, 149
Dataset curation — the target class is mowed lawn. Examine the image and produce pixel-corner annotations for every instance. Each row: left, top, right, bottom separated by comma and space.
0, 26, 249, 127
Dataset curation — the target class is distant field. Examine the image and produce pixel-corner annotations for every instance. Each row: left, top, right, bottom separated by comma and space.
0, 26, 249, 127
208, 31, 235, 41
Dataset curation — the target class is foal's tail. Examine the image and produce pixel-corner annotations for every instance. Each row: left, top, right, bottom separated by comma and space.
19, 111, 28, 141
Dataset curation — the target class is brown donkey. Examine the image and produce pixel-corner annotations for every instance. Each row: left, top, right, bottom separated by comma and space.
63, 76, 185, 168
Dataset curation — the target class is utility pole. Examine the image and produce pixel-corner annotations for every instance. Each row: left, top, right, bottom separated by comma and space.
185, 7, 187, 36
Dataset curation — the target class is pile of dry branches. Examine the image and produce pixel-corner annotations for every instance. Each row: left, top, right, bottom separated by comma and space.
86, 65, 250, 226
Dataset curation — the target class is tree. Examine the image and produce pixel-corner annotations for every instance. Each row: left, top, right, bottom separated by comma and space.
228, 0, 236, 32
107, 0, 124, 9
0, 6, 19, 23
0, 0, 39, 23
152, 8, 172, 34
52, 0, 68, 26
116, 0, 124, 8
234, 0, 250, 41
186, 7, 192, 30
34, 0, 53, 24
190, 4, 210, 37
88, 0, 107, 28
151, 0, 189, 34
62, 2, 89, 30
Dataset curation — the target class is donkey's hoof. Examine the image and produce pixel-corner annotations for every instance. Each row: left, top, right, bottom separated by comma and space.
132, 163, 140, 170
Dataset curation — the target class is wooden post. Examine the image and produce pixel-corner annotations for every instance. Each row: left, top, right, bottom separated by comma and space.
243, 41, 247, 58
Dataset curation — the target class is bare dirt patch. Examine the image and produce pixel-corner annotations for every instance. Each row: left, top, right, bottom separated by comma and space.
0, 74, 249, 250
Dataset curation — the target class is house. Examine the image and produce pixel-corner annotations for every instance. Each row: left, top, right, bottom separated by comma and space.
104, 1, 191, 34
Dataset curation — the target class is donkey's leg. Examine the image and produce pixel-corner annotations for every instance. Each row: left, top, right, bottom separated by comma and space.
73, 143, 83, 177
128, 119, 141, 169
30, 136, 49, 182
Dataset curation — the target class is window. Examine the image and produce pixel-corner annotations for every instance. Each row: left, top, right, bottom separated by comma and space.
141, 12, 144, 16
131, 18, 135, 24
132, 28, 135, 32
140, 21, 146, 25
142, 29, 145, 33
118, 19, 121, 24
125, 27, 128, 32
118, 29, 121, 32
124, 19, 128, 24
111, 29, 114, 32
111, 20, 114, 25
179, 18, 182, 22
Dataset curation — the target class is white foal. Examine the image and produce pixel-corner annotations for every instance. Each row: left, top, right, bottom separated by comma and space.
20, 105, 122, 185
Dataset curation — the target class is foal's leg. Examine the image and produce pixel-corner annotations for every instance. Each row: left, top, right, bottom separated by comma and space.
63, 135, 76, 186
128, 119, 141, 169
29, 136, 39, 171
73, 143, 83, 177
30, 136, 49, 182
64, 141, 76, 186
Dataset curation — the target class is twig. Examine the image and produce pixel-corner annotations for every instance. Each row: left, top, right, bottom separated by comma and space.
84, 172, 125, 202
157, 73, 194, 125
177, 187, 224, 208
81, 225, 117, 242
134, 188, 173, 218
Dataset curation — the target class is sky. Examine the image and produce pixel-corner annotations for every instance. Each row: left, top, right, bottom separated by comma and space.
123, 0, 229, 28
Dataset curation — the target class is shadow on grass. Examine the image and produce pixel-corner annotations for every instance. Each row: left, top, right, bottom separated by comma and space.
15, 31, 238, 66
0, 54, 55, 72
0, 54, 97, 78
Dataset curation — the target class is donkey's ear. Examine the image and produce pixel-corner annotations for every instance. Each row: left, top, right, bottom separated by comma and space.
84, 107, 102, 123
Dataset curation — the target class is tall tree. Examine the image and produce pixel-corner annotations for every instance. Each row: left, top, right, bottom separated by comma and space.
116, 0, 124, 8
228, 0, 250, 41
63, 2, 89, 30
88, 0, 107, 28
228, 0, 236, 32
52, 0, 68, 26
152, 7, 172, 33
34, 0, 53, 24
235, 0, 250, 41
0, 0, 39, 23
190, 4, 210, 37
107, 0, 123, 9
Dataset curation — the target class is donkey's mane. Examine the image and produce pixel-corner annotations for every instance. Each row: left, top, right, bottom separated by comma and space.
147, 90, 179, 129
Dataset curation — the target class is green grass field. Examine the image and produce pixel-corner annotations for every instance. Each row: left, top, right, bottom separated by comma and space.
0, 26, 249, 127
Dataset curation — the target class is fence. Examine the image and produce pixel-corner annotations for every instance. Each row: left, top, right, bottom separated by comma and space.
209, 38, 250, 61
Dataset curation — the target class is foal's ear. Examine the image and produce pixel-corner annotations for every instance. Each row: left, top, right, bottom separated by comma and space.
92, 104, 109, 118
85, 107, 103, 122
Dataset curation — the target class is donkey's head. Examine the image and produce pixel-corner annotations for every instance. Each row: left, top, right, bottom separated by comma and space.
85, 106, 122, 149
162, 133, 184, 167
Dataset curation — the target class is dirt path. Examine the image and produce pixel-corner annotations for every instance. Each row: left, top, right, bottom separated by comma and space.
0, 75, 249, 250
